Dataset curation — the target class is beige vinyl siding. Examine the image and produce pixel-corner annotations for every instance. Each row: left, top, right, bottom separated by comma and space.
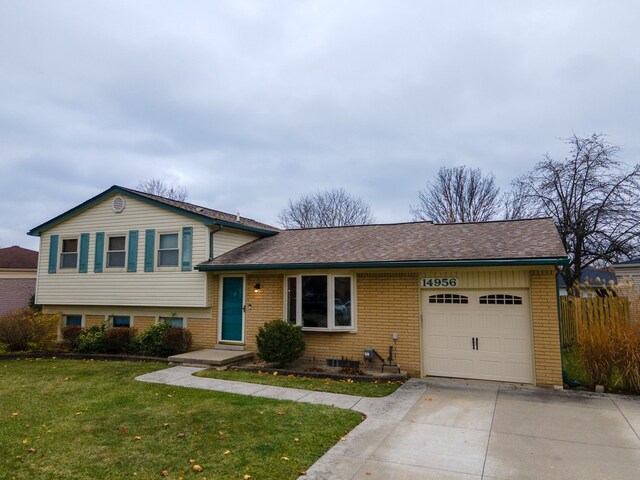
213, 229, 260, 257
36, 194, 209, 307
0, 269, 37, 279
614, 265, 640, 293
419, 269, 530, 288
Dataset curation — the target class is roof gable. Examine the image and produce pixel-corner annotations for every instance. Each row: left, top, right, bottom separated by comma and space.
28, 185, 279, 236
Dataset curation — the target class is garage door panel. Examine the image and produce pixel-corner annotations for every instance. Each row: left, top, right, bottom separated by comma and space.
423, 289, 533, 383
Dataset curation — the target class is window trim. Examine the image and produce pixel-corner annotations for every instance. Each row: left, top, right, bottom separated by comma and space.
106, 233, 127, 269
59, 237, 79, 270
157, 231, 180, 269
284, 274, 355, 331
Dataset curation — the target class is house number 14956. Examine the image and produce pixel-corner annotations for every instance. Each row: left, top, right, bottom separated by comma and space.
421, 278, 458, 288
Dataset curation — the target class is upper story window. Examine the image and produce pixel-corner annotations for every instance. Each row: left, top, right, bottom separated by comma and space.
158, 233, 179, 267
60, 238, 78, 269
107, 235, 126, 268
286, 274, 353, 330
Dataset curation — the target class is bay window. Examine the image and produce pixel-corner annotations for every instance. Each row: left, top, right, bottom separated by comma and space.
286, 274, 353, 330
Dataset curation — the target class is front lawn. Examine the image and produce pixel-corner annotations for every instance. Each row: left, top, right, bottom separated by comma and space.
0, 359, 362, 479
196, 369, 403, 397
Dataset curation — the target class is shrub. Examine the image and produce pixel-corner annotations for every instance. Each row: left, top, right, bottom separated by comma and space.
0, 308, 59, 351
576, 322, 618, 388
129, 322, 172, 356
613, 322, 640, 393
161, 327, 193, 356
77, 326, 106, 353
256, 320, 305, 367
61, 325, 83, 351
103, 327, 137, 354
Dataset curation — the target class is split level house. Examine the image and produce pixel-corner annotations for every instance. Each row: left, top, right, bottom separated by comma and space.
29, 185, 568, 387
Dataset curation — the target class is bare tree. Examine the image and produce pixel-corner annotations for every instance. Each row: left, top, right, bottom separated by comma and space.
515, 133, 640, 293
502, 182, 536, 220
278, 188, 375, 228
410, 166, 501, 223
137, 178, 189, 202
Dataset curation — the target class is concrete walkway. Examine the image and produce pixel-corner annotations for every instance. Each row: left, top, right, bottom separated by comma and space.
136, 367, 640, 480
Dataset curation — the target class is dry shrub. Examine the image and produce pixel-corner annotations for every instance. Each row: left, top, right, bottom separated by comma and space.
61, 325, 83, 351
577, 322, 618, 388
0, 308, 59, 351
103, 327, 137, 354
613, 322, 640, 393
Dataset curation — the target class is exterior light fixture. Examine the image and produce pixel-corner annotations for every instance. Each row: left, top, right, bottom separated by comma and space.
254, 283, 261, 293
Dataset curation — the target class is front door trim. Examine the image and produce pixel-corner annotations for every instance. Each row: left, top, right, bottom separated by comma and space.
218, 274, 246, 344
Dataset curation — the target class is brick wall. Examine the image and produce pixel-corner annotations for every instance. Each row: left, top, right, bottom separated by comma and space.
530, 268, 563, 386
189, 317, 216, 349
0, 278, 36, 316
85, 315, 105, 328
133, 316, 155, 332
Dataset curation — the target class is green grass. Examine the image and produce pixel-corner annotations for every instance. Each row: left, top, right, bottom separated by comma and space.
562, 347, 590, 385
0, 359, 362, 480
195, 369, 403, 397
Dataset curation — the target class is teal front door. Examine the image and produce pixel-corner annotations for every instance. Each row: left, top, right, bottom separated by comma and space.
221, 276, 244, 342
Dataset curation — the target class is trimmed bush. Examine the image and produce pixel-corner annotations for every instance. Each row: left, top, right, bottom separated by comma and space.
103, 327, 136, 354
0, 308, 58, 351
77, 326, 106, 353
61, 325, 83, 351
128, 322, 172, 356
256, 320, 305, 367
161, 327, 193, 356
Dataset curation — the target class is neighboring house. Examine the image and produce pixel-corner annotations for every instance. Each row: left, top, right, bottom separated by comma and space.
0, 245, 38, 316
557, 267, 618, 297
29, 186, 568, 387
613, 259, 640, 294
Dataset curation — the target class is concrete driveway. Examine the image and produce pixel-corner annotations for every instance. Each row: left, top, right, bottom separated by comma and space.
305, 379, 640, 480
136, 368, 640, 480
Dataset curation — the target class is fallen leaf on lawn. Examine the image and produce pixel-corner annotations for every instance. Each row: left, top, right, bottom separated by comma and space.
27, 448, 36, 453
176, 433, 185, 438
65, 377, 70, 381
162, 423, 169, 428
293, 438, 300, 442
134, 436, 142, 441
243, 475, 252, 480
273, 371, 278, 376
223, 450, 231, 455
160, 469, 169, 476
192, 465, 203, 472
218, 431, 224, 436
339, 436, 346, 441
276, 411, 284, 416
120, 427, 127, 435
75, 412, 82, 416
299, 471, 307, 476
21, 439, 28, 445
188, 459, 196, 464
12, 412, 19, 416
281, 456, 290, 461
167, 394, 173, 398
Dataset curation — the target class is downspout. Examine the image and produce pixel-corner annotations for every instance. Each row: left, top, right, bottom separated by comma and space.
209, 224, 223, 260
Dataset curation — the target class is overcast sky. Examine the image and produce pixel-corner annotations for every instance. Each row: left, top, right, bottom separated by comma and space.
1, 1, 639, 250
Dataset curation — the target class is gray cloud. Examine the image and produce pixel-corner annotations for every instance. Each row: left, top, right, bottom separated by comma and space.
1, 1, 638, 250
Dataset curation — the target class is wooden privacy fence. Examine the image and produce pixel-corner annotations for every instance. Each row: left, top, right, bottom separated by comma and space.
560, 296, 630, 347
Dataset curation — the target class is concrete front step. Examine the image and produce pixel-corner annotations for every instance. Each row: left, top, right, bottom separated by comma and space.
168, 349, 253, 367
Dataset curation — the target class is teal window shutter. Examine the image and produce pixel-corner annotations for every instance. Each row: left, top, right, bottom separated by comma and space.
144, 229, 155, 272
94, 232, 104, 272
127, 230, 139, 272
78, 233, 90, 273
48, 234, 59, 274
181, 226, 193, 271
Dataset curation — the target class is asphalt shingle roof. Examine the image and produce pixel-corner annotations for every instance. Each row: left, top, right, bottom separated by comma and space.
0, 246, 38, 269
198, 217, 566, 269
119, 187, 280, 233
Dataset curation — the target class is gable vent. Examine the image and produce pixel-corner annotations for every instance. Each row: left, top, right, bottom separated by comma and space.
112, 196, 126, 213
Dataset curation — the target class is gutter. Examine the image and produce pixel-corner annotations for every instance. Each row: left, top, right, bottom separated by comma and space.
195, 257, 569, 272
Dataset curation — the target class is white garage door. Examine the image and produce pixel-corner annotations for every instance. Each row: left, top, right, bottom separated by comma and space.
422, 290, 534, 383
